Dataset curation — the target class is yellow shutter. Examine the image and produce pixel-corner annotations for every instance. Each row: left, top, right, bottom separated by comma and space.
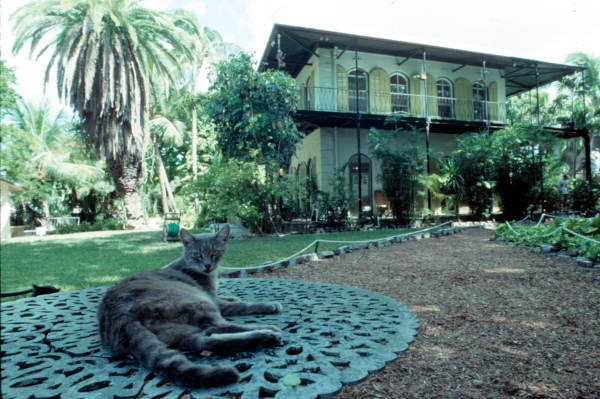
336, 65, 348, 112
369, 68, 390, 114
488, 82, 498, 121
298, 80, 304, 109
455, 78, 473, 120
308, 71, 315, 109
409, 73, 422, 116
426, 74, 437, 117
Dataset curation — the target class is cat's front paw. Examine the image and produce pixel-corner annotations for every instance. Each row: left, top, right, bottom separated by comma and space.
265, 302, 283, 314
218, 295, 240, 302
255, 329, 283, 346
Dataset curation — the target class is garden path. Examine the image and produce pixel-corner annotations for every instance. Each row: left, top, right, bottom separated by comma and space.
250, 228, 600, 399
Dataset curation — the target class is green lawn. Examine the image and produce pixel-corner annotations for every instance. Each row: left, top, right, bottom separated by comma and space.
1, 227, 424, 300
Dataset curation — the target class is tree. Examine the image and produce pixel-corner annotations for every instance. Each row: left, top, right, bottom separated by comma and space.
0, 61, 19, 119
202, 53, 302, 232
1, 99, 105, 224
556, 53, 600, 179
449, 133, 496, 219
204, 53, 302, 170
12, 0, 204, 228
369, 125, 424, 225
492, 127, 551, 220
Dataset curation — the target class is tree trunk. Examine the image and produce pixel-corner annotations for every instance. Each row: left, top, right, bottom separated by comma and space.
192, 108, 198, 179
109, 156, 146, 230
154, 138, 170, 215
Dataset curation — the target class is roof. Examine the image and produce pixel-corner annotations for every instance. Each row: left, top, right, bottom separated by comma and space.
258, 24, 582, 97
0, 178, 26, 192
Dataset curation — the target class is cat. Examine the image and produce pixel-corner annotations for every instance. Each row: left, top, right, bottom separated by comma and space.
97, 225, 283, 388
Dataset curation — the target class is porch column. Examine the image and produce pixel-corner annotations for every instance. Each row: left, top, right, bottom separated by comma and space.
423, 50, 432, 211
354, 44, 363, 218
482, 59, 489, 128
580, 68, 592, 182
535, 64, 541, 126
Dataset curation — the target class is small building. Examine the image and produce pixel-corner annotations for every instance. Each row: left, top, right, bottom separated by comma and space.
258, 24, 587, 217
0, 178, 26, 239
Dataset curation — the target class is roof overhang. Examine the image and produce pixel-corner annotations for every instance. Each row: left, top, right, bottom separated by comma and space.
258, 24, 582, 97
0, 178, 26, 192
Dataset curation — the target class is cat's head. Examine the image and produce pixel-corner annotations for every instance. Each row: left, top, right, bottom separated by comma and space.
179, 225, 230, 273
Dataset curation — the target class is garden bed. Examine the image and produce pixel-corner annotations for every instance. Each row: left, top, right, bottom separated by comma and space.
249, 228, 600, 398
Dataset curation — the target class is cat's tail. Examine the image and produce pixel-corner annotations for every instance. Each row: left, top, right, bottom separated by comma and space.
124, 320, 240, 388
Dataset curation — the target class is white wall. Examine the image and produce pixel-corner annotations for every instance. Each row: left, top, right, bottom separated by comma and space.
1, 182, 13, 239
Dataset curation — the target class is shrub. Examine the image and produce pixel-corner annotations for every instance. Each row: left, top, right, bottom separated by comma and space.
193, 159, 299, 234
54, 219, 125, 234
570, 177, 600, 216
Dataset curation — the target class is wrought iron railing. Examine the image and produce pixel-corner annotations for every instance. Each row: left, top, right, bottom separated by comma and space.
298, 86, 507, 123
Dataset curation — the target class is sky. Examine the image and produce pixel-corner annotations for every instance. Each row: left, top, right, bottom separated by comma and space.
1, 0, 599, 109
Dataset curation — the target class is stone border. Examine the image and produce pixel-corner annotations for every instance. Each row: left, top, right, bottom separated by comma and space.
220, 225, 483, 278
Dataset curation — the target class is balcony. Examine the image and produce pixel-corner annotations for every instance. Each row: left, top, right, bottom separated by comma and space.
298, 86, 507, 123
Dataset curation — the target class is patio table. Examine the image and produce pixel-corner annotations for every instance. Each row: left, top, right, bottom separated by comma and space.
1, 278, 419, 398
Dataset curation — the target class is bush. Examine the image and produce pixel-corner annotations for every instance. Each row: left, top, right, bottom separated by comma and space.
570, 177, 600, 216
193, 159, 299, 234
315, 168, 352, 227
54, 219, 125, 234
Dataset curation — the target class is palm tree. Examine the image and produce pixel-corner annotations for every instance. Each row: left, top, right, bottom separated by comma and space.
5, 99, 104, 223
12, 0, 203, 228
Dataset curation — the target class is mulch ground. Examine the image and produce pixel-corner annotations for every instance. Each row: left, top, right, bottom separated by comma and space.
250, 228, 600, 399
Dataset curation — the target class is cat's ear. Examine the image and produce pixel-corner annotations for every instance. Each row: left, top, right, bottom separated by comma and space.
179, 228, 195, 246
215, 224, 230, 243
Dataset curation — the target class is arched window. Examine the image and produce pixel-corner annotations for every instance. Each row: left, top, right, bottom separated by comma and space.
348, 69, 368, 113
348, 154, 373, 215
472, 81, 487, 120
390, 73, 409, 113
436, 78, 453, 118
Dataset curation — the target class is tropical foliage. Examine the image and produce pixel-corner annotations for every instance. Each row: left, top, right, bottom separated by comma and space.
493, 215, 600, 261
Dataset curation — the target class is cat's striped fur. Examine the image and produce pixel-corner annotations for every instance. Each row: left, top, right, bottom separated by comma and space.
97, 225, 283, 388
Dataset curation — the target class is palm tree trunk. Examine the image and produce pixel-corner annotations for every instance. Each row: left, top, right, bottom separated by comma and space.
154, 138, 170, 214
153, 137, 179, 214
192, 108, 198, 179
108, 158, 146, 230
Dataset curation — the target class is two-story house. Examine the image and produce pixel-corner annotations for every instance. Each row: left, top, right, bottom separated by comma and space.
258, 24, 584, 217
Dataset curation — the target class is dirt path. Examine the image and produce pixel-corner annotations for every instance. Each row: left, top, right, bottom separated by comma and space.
251, 228, 600, 399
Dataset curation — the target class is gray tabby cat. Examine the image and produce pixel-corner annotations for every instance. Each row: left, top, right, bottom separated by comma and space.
97, 225, 283, 388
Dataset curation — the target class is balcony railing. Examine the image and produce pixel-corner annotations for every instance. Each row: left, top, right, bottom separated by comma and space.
298, 86, 506, 123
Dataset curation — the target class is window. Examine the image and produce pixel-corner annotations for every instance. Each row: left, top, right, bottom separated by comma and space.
473, 82, 487, 120
348, 69, 368, 113
348, 154, 372, 214
436, 78, 453, 118
390, 73, 409, 113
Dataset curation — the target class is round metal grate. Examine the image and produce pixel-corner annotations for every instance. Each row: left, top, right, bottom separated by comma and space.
1, 278, 419, 398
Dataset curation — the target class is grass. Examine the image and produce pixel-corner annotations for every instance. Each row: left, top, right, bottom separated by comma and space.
0, 227, 424, 301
